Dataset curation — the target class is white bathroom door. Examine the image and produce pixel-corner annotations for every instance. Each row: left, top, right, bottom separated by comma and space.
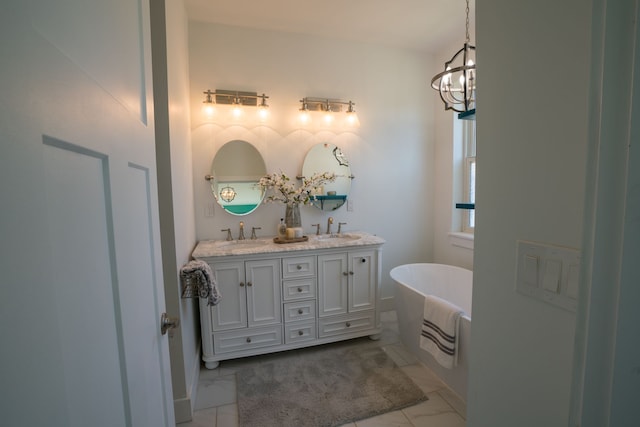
0, 1, 174, 426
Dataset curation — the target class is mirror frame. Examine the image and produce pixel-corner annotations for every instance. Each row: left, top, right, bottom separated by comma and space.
301, 143, 352, 211
210, 140, 266, 216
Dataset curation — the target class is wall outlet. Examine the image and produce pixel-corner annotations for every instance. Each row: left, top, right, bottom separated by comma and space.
347, 199, 353, 212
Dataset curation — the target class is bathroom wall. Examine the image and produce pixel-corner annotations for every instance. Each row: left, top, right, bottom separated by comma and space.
188, 22, 437, 306
467, 0, 591, 425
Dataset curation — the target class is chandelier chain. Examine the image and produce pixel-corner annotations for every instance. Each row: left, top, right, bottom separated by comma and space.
465, 0, 470, 43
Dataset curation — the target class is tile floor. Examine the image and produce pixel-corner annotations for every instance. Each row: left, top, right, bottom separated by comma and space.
178, 311, 466, 427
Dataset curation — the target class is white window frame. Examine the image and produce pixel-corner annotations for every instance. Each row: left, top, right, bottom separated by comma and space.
462, 119, 476, 233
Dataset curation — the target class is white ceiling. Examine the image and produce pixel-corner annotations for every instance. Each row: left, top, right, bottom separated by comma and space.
183, 0, 475, 54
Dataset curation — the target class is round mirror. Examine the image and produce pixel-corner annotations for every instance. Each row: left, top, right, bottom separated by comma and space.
301, 143, 352, 211
210, 140, 266, 216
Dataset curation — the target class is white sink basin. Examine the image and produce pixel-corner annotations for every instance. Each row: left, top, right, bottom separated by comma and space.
311, 233, 362, 243
215, 239, 270, 250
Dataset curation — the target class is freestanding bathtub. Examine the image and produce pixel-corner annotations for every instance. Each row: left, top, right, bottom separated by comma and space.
390, 263, 472, 401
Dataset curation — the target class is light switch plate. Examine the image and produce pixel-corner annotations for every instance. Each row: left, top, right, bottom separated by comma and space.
542, 259, 562, 293
516, 240, 580, 312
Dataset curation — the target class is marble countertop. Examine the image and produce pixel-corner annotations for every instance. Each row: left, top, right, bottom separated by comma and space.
192, 231, 385, 259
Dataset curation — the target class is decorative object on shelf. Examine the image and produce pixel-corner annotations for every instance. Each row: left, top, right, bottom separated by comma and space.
430, 0, 476, 113
219, 186, 236, 202
298, 97, 359, 127
259, 171, 337, 227
273, 235, 309, 244
202, 89, 269, 121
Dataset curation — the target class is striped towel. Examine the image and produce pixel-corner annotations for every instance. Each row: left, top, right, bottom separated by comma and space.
420, 295, 463, 369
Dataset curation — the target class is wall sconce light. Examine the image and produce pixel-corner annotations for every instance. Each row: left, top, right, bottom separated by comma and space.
219, 186, 236, 202
202, 89, 216, 117
202, 89, 270, 121
298, 97, 360, 127
299, 99, 311, 125
345, 101, 360, 127
257, 94, 269, 121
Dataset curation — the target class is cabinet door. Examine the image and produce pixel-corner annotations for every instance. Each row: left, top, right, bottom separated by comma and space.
211, 262, 246, 331
348, 250, 376, 312
318, 253, 348, 317
246, 259, 282, 327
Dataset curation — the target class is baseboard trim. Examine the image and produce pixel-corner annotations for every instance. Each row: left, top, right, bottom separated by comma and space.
174, 397, 192, 424
174, 342, 202, 424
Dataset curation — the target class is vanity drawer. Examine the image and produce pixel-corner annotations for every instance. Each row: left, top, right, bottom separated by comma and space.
284, 320, 317, 344
213, 325, 282, 354
318, 312, 375, 338
283, 300, 316, 323
282, 277, 316, 301
282, 256, 316, 279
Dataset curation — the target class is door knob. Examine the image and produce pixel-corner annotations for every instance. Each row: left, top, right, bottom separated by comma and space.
161, 313, 180, 335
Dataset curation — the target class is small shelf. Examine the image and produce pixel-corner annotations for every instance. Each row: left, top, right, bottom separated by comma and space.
457, 108, 476, 120
455, 203, 475, 210
311, 194, 347, 210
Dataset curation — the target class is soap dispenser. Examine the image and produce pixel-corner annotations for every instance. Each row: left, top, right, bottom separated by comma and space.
277, 218, 287, 239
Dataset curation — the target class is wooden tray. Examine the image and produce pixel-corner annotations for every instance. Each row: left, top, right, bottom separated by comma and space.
273, 236, 309, 244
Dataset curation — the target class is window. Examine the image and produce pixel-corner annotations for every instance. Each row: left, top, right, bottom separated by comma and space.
462, 119, 476, 233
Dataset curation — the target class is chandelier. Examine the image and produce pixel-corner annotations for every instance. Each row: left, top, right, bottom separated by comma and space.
431, 0, 476, 113
219, 186, 236, 202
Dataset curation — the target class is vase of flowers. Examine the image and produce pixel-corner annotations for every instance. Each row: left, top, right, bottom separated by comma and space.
285, 203, 302, 228
259, 171, 336, 228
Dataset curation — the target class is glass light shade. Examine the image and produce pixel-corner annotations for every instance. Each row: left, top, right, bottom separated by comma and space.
203, 103, 215, 118
231, 104, 244, 120
257, 105, 269, 121
323, 111, 334, 126
345, 111, 360, 127
299, 110, 311, 125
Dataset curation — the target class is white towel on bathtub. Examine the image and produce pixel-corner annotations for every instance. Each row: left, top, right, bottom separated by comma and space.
420, 295, 464, 369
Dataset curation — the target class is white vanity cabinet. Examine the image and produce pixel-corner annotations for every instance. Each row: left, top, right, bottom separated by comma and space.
193, 232, 384, 369
200, 258, 282, 368
317, 250, 377, 337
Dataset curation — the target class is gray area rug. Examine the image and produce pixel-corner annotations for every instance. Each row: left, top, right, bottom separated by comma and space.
236, 339, 428, 427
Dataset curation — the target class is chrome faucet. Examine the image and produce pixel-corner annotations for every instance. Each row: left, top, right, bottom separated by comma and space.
238, 221, 245, 240
251, 227, 261, 240
326, 217, 334, 235
337, 222, 347, 234
221, 228, 233, 241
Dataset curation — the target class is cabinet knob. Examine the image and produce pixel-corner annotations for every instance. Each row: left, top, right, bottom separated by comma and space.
296, 265, 302, 270
298, 330, 304, 336
346, 322, 351, 327
349, 271, 354, 275
246, 337, 252, 343
239, 282, 245, 287
247, 281, 253, 287
343, 272, 348, 276
297, 287, 303, 292
298, 309, 303, 314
